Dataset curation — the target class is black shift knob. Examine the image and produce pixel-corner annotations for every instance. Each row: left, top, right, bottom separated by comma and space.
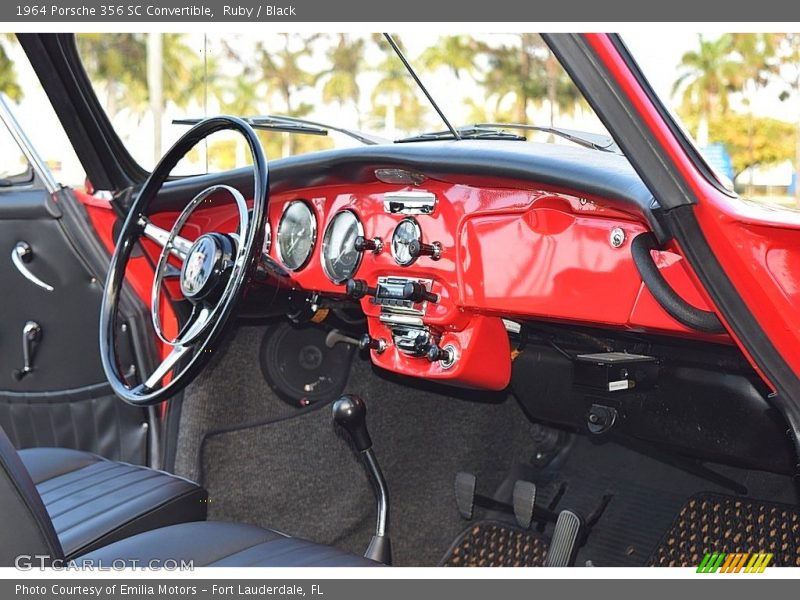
332, 394, 372, 452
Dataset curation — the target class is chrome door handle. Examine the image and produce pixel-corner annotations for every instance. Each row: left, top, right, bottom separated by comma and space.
11, 241, 54, 292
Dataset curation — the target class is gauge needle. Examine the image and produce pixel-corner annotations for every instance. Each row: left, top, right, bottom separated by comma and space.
286, 229, 306, 254
333, 235, 354, 266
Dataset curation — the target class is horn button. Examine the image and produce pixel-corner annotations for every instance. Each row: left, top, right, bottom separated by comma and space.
180, 233, 234, 301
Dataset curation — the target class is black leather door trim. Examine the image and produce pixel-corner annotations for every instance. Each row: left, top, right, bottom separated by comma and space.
0, 386, 147, 465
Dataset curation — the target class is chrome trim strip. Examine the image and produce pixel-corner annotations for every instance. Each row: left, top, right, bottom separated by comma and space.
0, 94, 59, 194
378, 313, 424, 327
383, 190, 437, 215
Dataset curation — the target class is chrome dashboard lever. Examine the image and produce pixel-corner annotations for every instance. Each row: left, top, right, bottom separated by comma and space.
12, 241, 54, 292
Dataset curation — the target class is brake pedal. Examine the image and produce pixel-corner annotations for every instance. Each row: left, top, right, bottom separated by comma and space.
512, 480, 537, 529
544, 510, 584, 567
455, 472, 477, 520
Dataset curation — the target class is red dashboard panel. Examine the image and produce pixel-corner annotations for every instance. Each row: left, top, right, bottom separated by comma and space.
82, 177, 728, 392
142, 178, 727, 390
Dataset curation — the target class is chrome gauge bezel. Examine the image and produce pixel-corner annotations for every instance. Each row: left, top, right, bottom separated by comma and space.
276, 200, 317, 271
391, 217, 422, 266
262, 220, 272, 254
321, 209, 365, 284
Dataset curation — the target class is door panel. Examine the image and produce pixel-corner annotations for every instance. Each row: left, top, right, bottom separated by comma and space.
0, 181, 149, 464
0, 384, 147, 463
0, 199, 105, 390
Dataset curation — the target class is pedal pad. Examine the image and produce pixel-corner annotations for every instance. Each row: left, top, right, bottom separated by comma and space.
544, 510, 583, 567
454, 472, 477, 520
512, 480, 537, 529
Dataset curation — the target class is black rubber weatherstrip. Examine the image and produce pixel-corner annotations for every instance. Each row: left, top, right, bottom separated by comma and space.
630, 232, 724, 333
543, 33, 800, 473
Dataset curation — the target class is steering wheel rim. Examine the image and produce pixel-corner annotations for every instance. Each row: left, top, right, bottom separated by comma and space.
100, 116, 268, 406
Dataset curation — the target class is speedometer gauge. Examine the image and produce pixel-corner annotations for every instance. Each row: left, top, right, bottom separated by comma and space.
277, 200, 316, 271
391, 218, 422, 266
321, 210, 364, 283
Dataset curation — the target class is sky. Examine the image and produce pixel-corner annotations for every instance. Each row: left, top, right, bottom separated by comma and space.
3, 31, 798, 187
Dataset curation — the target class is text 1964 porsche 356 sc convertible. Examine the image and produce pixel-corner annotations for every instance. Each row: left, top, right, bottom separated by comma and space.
0, 32, 799, 568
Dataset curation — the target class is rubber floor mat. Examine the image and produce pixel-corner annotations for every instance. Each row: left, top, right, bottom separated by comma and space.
440, 521, 549, 567
649, 493, 800, 567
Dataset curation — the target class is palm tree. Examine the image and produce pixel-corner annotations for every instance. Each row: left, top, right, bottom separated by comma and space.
672, 34, 738, 145
419, 35, 480, 79
77, 34, 204, 121
79, 33, 207, 164
317, 34, 366, 128
729, 34, 780, 193
775, 33, 800, 203
370, 35, 427, 136
0, 34, 22, 102
478, 34, 581, 129
254, 33, 320, 156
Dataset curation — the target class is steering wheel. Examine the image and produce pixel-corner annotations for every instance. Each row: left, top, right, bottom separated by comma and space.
100, 116, 268, 406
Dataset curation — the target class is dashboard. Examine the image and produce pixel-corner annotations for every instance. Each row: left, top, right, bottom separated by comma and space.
146, 166, 725, 391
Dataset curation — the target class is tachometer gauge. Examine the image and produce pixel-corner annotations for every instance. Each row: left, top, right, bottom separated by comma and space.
391, 218, 422, 266
321, 210, 364, 283
277, 200, 316, 271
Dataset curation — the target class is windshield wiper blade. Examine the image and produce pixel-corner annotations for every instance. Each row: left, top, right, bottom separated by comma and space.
475, 123, 622, 154
255, 114, 388, 146
399, 123, 621, 153
173, 117, 328, 137
174, 115, 387, 146
397, 126, 527, 143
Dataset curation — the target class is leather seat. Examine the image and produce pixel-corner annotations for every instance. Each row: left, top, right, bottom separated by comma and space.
0, 426, 379, 567
78, 521, 379, 567
18, 447, 206, 558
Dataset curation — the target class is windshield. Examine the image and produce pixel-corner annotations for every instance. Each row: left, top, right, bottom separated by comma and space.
75, 33, 610, 175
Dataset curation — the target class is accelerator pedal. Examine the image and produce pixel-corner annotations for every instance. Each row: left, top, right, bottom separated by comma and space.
544, 510, 584, 567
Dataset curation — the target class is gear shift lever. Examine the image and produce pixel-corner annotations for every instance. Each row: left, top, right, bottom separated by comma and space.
332, 394, 392, 565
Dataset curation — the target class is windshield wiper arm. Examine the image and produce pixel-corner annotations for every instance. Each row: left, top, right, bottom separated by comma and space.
173, 117, 328, 137
383, 33, 461, 141
174, 115, 387, 146
474, 123, 622, 154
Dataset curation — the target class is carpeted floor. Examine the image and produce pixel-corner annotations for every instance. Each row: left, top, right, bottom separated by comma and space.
174, 323, 800, 567
174, 324, 539, 566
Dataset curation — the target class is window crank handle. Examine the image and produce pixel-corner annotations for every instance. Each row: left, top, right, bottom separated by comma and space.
14, 321, 42, 381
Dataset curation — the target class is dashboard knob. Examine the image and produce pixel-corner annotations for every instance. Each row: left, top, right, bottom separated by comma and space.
408, 239, 442, 261
344, 278, 377, 300
359, 334, 387, 354
402, 281, 438, 304
426, 343, 454, 365
355, 235, 383, 254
